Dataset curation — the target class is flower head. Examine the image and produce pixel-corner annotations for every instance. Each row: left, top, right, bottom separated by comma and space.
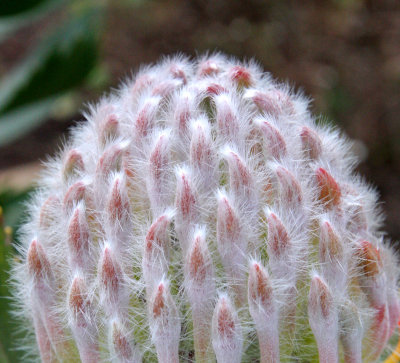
12, 54, 400, 362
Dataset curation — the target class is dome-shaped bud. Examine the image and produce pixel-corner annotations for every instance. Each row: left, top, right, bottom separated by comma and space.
319, 219, 347, 291
308, 275, 338, 363
63, 149, 85, 180
13, 54, 399, 363
98, 245, 126, 314
149, 280, 180, 363
248, 261, 279, 363
255, 118, 287, 160
300, 126, 322, 160
110, 319, 141, 363
27, 239, 52, 283
185, 228, 215, 362
39, 195, 61, 230
67, 203, 91, 272
274, 165, 303, 208
63, 181, 87, 213
229, 65, 253, 88
68, 276, 99, 363
96, 142, 128, 180
147, 130, 172, 214
316, 167, 341, 209
175, 168, 199, 251
212, 295, 243, 363
190, 117, 217, 191
143, 212, 173, 293
215, 94, 240, 144
99, 114, 120, 146
222, 147, 257, 209
134, 96, 161, 138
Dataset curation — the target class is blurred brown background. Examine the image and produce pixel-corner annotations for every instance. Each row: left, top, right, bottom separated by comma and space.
0, 0, 399, 240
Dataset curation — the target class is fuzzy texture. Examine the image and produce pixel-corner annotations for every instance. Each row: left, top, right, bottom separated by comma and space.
12, 54, 400, 363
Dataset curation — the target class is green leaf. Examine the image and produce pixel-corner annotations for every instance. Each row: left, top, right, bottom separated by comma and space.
0, 96, 57, 147
0, 7, 101, 145
0, 189, 33, 362
0, 226, 13, 359
0, 188, 33, 238
0, 8, 100, 114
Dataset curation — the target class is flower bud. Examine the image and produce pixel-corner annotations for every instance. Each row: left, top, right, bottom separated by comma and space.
28, 239, 66, 360
67, 203, 91, 272
39, 195, 61, 230
68, 276, 99, 363
355, 240, 390, 359
99, 245, 126, 314
197, 58, 220, 77
99, 114, 120, 146
27, 239, 52, 284
134, 96, 161, 138
229, 66, 252, 88
255, 118, 287, 159
13, 54, 399, 363
96, 142, 128, 180
185, 228, 215, 305
175, 168, 199, 251
172, 91, 193, 136
274, 165, 303, 208
316, 168, 341, 209
308, 275, 338, 363
149, 281, 180, 363
319, 219, 346, 291
110, 319, 141, 363
147, 131, 172, 214
190, 117, 217, 192
185, 228, 215, 362
212, 295, 243, 363
300, 126, 322, 160
63, 149, 84, 180
245, 89, 292, 116
222, 147, 257, 209
248, 262, 279, 363
143, 212, 173, 293
215, 94, 240, 144
106, 173, 132, 249
217, 191, 247, 299
339, 300, 363, 363
63, 181, 87, 213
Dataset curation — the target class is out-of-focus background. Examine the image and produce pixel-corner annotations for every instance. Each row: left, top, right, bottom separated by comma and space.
0, 0, 399, 360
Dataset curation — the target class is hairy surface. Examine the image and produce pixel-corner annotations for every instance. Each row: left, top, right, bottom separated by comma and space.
12, 54, 400, 362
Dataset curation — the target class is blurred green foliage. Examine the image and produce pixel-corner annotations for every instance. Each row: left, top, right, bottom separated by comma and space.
0, 189, 32, 362
0, 0, 63, 40
0, 0, 103, 147
0, 0, 53, 17
0, 0, 107, 361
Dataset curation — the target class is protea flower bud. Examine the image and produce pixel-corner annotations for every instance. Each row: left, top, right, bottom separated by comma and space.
11, 54, 400, 362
